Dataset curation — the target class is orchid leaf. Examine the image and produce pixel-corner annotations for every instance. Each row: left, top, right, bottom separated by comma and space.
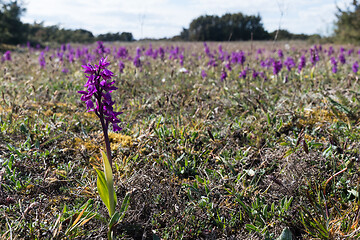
95, 168, 111, 215
101, 150, 117, 216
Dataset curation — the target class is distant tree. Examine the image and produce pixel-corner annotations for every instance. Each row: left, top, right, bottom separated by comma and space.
186, 12, 269, 41
269, 29, 312, 40
334, 0, 360, 43
26, 23, 95, 45
246, 14, 270, 40
96, 32, 134, 42
120, 32, 134, 41
270, 29, 292, 40
27, 26, 134, 45
179, 28, 189, 41
266, 28, 321, 41
0, 0, 27, 44
189, 15, 221, 41
72, 29, 95, 43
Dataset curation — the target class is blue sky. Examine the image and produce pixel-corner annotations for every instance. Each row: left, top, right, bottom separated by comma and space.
21, 0, 353, 39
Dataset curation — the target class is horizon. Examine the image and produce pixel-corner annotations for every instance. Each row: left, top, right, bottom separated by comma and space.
21, 0, 353, 40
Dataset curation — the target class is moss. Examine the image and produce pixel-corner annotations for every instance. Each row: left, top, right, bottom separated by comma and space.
72, 137, 100, 152
298, 107, 348, 128
108, 132, 133, 150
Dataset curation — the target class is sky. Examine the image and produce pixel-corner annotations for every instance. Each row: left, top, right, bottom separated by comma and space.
21, 0, 354, 40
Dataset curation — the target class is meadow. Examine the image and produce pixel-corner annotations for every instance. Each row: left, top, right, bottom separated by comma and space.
1, 40, 360, 239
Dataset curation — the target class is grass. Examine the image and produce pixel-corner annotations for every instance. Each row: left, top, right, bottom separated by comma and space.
1, 41, 360, 239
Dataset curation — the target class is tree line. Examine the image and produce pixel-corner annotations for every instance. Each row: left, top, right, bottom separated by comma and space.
178, 13, 269, 41
0, 1, 134, 46
174, 2, 359, 43
26, 23, 134, 45
175, 13, 321, 41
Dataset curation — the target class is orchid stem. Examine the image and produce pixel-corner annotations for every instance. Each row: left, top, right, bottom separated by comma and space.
100, 116, 112, 167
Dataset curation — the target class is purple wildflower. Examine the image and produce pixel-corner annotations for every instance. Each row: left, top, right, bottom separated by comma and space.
76, 48, 83, 59
310, 47, 319, 66
277, 49, 284, 58
4, 51, 11, 61
230, 51, 246, 65
260, 60, 267, 68
261, 58, 274, 69
135, 47, 142, 56
339, 53, 346, 64
204, 42, 211, 56
218, 45, 223, 54
330, 57, 338, 73
179, 54, 184, 66
67, 53, 74, 63
239, 51, 246, 65
117, 47, 128, 59
284, 57, 295, 71
119, 60, 125, 73
201, 70, 207, 79
207, 58, 218, 68
239, 69, 247, 79
61, 44, 66, 52
220, 69, 227, 81
158, 47, 165, 60
78, 57, 122, 132
57, 51, 64, 62
218, 45, 225, 61
252, 70, 259, 79
225, 62, 232, 71
145, 44, 153, 56
152, 49, 158, 59
133, 55, 142, 68
272, 60, 282, 75
39, 51, 46, 68
298, 55, 306, 72
96, 41, 109, 55
231, 52, 238, 64
353, 61, 359, 74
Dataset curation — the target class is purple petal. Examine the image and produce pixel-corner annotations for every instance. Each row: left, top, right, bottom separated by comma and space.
112, 123, 122, 132
86, 100, 94, 110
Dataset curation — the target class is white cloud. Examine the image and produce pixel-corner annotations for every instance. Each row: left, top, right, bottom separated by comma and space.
21, 0, 354, 39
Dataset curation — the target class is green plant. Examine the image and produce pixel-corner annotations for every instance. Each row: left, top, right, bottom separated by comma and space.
78, 57, 130, 239
51, 200, 97, 238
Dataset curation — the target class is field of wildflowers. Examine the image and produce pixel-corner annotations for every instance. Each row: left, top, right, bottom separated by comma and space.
1, 40, 360, 239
